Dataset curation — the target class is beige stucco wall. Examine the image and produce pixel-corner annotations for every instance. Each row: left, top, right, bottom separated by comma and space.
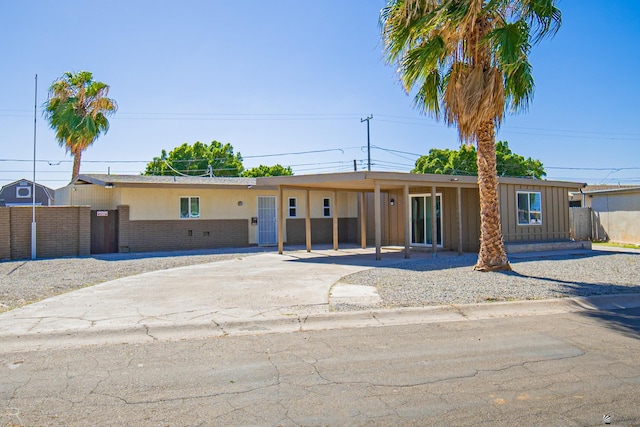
56, 185, 360, 246
116, 187, 358, 221
119, 187, 259, 220
54, 179, 364, 248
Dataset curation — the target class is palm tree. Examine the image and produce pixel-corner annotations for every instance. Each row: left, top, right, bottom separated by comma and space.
381, 0, 560, 271
44, 71, 117, 180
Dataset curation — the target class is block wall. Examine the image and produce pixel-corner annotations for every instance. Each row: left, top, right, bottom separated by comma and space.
0, 206, 91, 260
117, 205, 249, 252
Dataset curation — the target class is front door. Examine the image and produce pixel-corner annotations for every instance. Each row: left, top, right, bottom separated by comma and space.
411, 194, 443, 247
257, 196, 277, 246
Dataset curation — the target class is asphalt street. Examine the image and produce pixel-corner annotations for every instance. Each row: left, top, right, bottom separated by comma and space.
2, 307, 639, 426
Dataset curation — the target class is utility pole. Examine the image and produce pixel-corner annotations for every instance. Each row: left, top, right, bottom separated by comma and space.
360, 115, 373, 171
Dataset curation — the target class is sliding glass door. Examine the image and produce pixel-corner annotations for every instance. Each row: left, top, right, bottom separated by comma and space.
411, 194, 443, 247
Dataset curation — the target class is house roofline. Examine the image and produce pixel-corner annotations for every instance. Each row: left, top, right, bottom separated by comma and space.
62, 172, 585, 192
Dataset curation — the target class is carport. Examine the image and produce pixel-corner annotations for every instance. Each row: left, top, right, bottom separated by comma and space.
257, 172, 478, 260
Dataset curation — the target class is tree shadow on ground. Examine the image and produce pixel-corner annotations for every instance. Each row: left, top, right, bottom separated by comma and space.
578, 307, 640, 341
500, 260, 640, 340
287, 245, 628, 271
294, 246, 640, 339
498, 268, 640, 299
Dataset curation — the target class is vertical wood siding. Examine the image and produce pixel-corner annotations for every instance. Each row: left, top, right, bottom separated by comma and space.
500, 183, 572, 242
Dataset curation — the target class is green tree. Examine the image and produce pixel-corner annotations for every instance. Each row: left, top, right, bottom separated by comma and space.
413, 141, 545, 179
241, 164, 293, 178
381, 0, 560, 271
44, 71, 117, 180
144, 141, 244, 177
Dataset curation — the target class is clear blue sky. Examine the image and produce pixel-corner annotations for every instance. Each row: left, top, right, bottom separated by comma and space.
1, 0, 639, 189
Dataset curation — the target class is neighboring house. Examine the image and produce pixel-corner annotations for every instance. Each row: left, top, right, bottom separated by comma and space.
53, 172, 584, 256
568, 184, 637, 208
580, 186, 640, 244
0, 179, 54, 207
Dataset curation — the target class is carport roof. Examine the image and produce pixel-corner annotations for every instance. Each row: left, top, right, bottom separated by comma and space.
257, 171, 585, 191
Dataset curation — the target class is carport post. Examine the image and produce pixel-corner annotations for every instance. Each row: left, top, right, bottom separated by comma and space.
359, 192, 367, 249
374, 182, 382, 260
457, 186, 463, 255
278, 185, 284, 254
305, 189, 311, 252
432, 185, 437, 257
404, 184, 410, 258
332, 191, 338, 250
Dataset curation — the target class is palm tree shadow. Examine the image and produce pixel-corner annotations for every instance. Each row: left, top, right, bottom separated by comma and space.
499, 269, 640, 340
579, 308, 640, 340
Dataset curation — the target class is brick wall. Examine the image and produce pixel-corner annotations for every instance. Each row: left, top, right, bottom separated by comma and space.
116, 206, 249, 252
117, 205, 130, 252
78, 207, 91, 255
0, 208, 9, 260
286, 218, 358, 245
0, 206, 91, 260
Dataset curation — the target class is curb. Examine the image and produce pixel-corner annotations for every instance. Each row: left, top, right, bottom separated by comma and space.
2, 293, 640, 352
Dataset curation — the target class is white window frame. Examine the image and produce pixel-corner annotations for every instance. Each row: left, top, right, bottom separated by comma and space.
322, 197, 331, 217
410, 193, 444, 247
288, 197, 297, 218
180, 196, 200, 219
516, 191, 542, 225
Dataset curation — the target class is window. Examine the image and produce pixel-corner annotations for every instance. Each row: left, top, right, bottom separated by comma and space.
180, 197, 200, 218
288, 197, 297, 218
517, 191, 542, 225
322, 197, 331, 217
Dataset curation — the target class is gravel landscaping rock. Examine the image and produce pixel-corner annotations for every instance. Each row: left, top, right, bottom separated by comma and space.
335, 251, 640, 311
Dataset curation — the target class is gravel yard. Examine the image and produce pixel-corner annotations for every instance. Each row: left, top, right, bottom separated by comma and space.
1, 248, 639, 314
336, 251, 640, 311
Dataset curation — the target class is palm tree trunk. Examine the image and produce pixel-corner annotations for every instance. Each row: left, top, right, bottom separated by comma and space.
71, 149, 82, 181
474, 120, 511, 271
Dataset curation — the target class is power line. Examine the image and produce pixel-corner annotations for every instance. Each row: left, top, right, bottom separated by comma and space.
5, 107, 640, 137
546, 166, 640, 171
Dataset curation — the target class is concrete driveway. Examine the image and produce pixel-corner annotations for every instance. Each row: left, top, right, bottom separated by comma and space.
2, 246, 639, 352
0, 247, 416, 349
